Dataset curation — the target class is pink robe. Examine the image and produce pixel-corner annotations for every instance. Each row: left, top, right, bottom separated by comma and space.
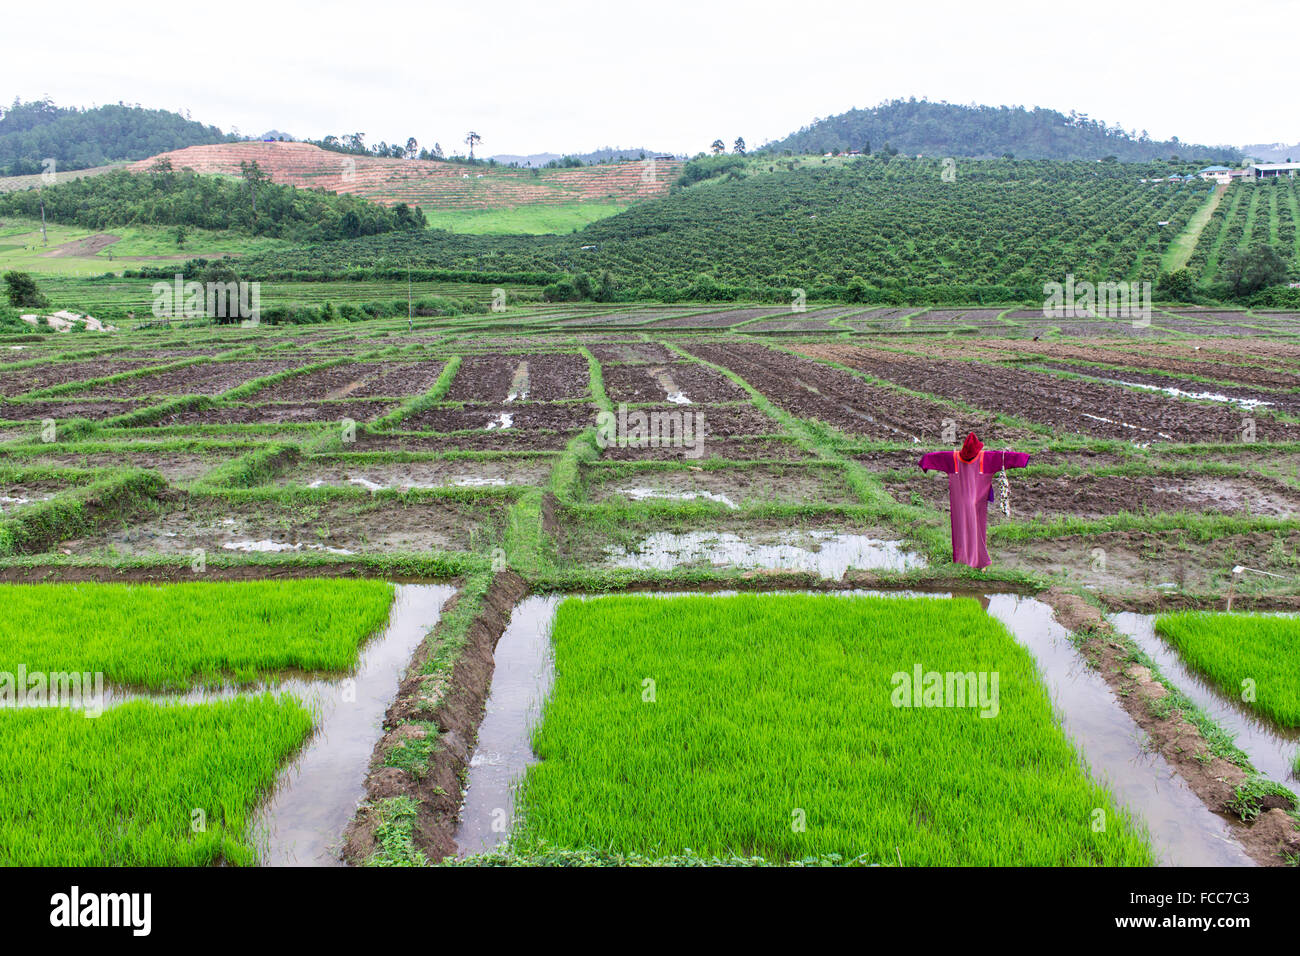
919, 449, 1030, 569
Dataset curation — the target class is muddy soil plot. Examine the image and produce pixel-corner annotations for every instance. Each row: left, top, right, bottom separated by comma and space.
587, 343, 680, 365
837, 308, 924, 332
599, 436, 813, 462
992, 529, 1299, 594
284, 456, 551, 490
248, 361, 447, 401
6, 449, 244, 482
351, 429, 570, 452
886, 472, 1300, 520
0, 361, 159, 397
398, 402, 593, 435
1029, 362, 1300, 415
0, 399, 143, 422
642, 308, 788, 329
978, 341, 1300, 390
156, 400, 398, 426
0, 478, 81, 513
585, 463, 858, 507
58, 494, 499, 557
601, 362, 747, 403
445, 353, 589, 402
801, 345, 1300, 445
74, 360, 306, 397
690, 343, 1022, 444
557, 310, 695, 327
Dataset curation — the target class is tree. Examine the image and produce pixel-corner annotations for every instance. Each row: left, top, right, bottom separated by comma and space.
465, 131, 482, 160
405, 137, 418, 160
1219, 244, 1290, 296
433, 142, 444, 159
3, 270, 48, 308
1156, 268, 1194, 301
733, 137, 746, 155
710, 139, 725, 155
239, 160, 268, 230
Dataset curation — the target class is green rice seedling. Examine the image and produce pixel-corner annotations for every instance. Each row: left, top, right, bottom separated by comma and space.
0, 695, 312, 866
0, 579, 394, 689
515, 593, 1153, 866
1155, 611, 1300, 726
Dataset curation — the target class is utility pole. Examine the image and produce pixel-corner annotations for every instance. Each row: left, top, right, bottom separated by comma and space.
39, 194, 47, 246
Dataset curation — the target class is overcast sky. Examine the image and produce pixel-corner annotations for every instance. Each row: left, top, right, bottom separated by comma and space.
4, 0, 1294, 156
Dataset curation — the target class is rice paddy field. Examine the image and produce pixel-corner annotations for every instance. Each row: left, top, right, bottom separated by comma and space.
1, 300, 1298, 868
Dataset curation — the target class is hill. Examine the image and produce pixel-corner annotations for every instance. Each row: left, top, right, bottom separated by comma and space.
1242, 142, 1299, 163
127, 142, 682, 233
763, 99, 1242, 163
0, 99, 228, 176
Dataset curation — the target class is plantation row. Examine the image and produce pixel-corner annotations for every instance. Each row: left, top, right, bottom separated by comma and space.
230, 157, 1213, 300
1189, 178, 1300, 286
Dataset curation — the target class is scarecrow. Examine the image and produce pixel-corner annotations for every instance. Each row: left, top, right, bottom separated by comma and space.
918, 432, 1030, 570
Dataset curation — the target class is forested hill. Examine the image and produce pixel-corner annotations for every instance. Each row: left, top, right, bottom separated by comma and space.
763, 100, 1243, 163
0, 99, 228, 176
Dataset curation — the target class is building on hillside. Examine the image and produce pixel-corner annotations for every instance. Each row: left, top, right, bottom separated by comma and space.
1251, 162, 1300, 179
1197, 165, 1234, 184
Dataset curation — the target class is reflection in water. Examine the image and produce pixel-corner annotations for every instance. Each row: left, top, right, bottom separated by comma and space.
989, 595, 1252, 867
455, 595, 559, 857
603, 529, 927, 577
1111, 612, 1299, 785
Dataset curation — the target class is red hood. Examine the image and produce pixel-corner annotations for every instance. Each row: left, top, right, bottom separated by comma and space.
958, 432, 984, 462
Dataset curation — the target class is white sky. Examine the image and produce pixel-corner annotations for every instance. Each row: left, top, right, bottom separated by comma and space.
4, 0, 1295, 156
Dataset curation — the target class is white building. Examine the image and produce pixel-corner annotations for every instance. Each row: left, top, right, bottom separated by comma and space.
1250, 162, 1300, 179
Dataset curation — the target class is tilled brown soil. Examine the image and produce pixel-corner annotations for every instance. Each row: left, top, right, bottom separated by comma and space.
601, 362, 747, 403
445, 353, 589, 401
645, 308, 787, 329
248, 361, 446, 401
586, 464, 857, 506
0, 360, 157, 397
587, 343, 679, 365
0, 399, 142, 421
887, 472, 1300, 519
979, 340, 1300, 389
800, 345, 1299, 444
158, 400, 398, 426
688, 342, 1024, 444
1028, 362, 1300, 415
399, 402, 593, 434
76, 361, 305, 397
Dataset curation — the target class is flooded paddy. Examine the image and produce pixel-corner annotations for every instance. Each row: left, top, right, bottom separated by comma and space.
454, 589, 1253, 866
1110, 612, 1300, 784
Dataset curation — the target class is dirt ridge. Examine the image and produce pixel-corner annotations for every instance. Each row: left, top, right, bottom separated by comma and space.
342, 570, 528, 864
1040, 586, 1300, 867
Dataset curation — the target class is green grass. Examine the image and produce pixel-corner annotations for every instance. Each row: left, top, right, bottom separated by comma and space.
513, 593, 1154, 866
0, 579, 395, 689
1155, 611, 1300, 726
421, 202, 628, 235
1160, 185, 1223, 275
0, 695, 312, 865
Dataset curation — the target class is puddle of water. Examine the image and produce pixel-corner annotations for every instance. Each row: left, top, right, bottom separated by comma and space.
1110, 612, 1300, 784
506, 361, 530, 403
603, 529, 927, 577
253, 583, 456, 866
1118, 380, 1273, 410
618, 487, 739, 509
222, 539, 354, 556
987, 595, 1253, 867
1081, 411, 1175, 442
454, 476, 507, 487
454, 595, 559, 857
486, 413, 514, 431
